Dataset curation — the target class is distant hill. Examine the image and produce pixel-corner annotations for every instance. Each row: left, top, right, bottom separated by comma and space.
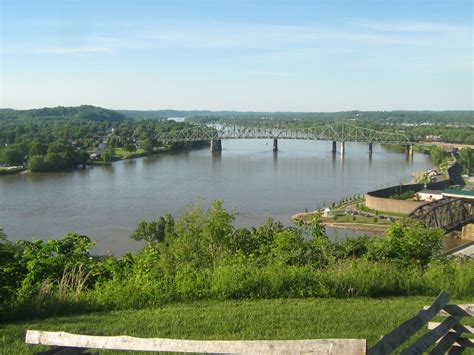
1, 107, 472, 124
118, 109, 474, 124
118, 109, 229, 120
0, 105, 125, 122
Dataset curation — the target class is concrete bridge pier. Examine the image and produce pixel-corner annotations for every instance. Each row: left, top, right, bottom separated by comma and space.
210, 139, 222, 152
406, 144, 413, 158
332, 141, 337, 153
369, 142, 373, 154
273, 139, 278, 152
340, 141, 345, 155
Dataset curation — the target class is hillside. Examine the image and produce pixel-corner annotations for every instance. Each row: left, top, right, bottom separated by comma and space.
0, 105, 125, 122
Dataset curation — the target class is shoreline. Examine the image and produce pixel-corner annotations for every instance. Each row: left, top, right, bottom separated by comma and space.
322, 221, 389, 233
1, 145, 208, 176
292, 211, 389, 234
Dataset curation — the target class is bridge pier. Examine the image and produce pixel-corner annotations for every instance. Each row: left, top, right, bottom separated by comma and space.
332, 141, 337, 153
406, 144, 413, 158
340, 141, 345, 155
273, 139, 278, 152
210, 139, 222, 152
369, 142, 373, 154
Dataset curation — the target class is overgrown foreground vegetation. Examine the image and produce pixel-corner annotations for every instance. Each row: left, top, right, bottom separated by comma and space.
3, 297, 474, 354
1, 201, 473, 324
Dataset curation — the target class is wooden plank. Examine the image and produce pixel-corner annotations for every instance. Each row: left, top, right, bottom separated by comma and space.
428, 322, 474, 334
429, 329, 463, 355
367, 291, 449, 355
400, 316, 460, 355
443, 305, 474, 317
424, 304, 474, 317
447, 345, 465, 355
25, 331, 367, 354
455, 337, 473, 348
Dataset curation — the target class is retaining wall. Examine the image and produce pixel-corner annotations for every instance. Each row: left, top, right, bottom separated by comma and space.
462, 224, 474, 240
365, 180, 450, 214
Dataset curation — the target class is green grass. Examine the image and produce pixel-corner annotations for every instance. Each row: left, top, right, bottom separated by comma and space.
333, 214, 391, 225
113, 147, 145, 158
2, 297, 473, 354
356, 205, 408, 218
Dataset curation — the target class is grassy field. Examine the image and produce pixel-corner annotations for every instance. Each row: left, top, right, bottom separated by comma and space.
2, 297, 473, 354
114, 147, 146, 158
332, 214, 391, 224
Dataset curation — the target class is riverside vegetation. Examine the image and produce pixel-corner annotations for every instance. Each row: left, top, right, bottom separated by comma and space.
1, 201, 473, 324
0, 106, 206, 172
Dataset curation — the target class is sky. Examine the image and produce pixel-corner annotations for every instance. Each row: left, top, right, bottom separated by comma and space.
1, 0, 472, 111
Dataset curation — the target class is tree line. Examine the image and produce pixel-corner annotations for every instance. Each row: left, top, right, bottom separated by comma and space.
0, 106, 207, 171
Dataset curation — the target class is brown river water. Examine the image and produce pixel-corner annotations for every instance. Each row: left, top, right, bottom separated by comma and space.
0, 139, 445, 254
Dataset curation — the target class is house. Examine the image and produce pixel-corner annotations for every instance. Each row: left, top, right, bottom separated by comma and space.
322, 208, 332, 217
425, 135, 443, 142
417, 190, 444, 202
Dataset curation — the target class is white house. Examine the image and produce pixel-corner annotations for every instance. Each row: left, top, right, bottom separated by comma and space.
323, 208, 332, 217
416, 190, 444, 202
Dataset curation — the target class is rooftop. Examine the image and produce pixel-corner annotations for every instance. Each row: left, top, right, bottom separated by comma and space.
418, 190, 443, 195
443, 189, 474, 197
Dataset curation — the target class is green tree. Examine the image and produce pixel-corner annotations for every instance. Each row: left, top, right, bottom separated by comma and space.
308, 216, 331, 268
124, 141, 136, 153
16, 233, 94, 300
29, 141, 48, 156
459, 148, 473, 174
369, 222, 442, 268
141, 139, 153, 153
429, 146, 446, 166
131, 214, 175, 247
28, 155, 48, 172
102, 145, 115, 163
44, 141, 77, 170
271, 229, 308, 265
1, 144, 26, 165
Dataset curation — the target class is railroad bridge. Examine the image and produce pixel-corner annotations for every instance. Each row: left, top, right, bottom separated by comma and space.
409, 197, 474, 232
155, 122, 414, 155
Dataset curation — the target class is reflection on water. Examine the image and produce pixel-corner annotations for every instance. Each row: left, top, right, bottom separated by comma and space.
0, 140, 433, 254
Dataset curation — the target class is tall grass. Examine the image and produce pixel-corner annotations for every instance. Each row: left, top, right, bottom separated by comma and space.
4, 257, 473, 322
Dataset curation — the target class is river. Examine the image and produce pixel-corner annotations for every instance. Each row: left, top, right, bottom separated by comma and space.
0, 140, 433, 254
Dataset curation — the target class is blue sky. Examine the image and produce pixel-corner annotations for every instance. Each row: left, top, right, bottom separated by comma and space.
1, 0, 472, 111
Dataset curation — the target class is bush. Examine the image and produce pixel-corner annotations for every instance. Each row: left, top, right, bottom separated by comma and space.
1, 202, 470, 322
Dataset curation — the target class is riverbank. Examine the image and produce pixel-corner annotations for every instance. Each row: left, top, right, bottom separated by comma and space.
293, 211, 390, 233
93, 146, 205, 164
292, 194, 397, 235
0, 166, 26, 176
2, 145, 209, 175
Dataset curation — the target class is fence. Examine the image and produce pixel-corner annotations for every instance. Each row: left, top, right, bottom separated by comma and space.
26, 291, 472, 354
367, 291, 473, 354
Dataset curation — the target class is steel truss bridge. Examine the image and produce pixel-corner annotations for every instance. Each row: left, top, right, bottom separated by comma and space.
409, 198, 474, 232
155, 122, 412, 146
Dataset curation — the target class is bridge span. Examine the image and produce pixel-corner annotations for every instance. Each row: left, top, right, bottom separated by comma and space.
155, 122, 413, 155
409, 197, 474, 233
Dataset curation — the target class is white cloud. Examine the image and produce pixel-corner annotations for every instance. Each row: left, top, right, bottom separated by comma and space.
144, 22, 452, 50
31, 19, 472, 59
